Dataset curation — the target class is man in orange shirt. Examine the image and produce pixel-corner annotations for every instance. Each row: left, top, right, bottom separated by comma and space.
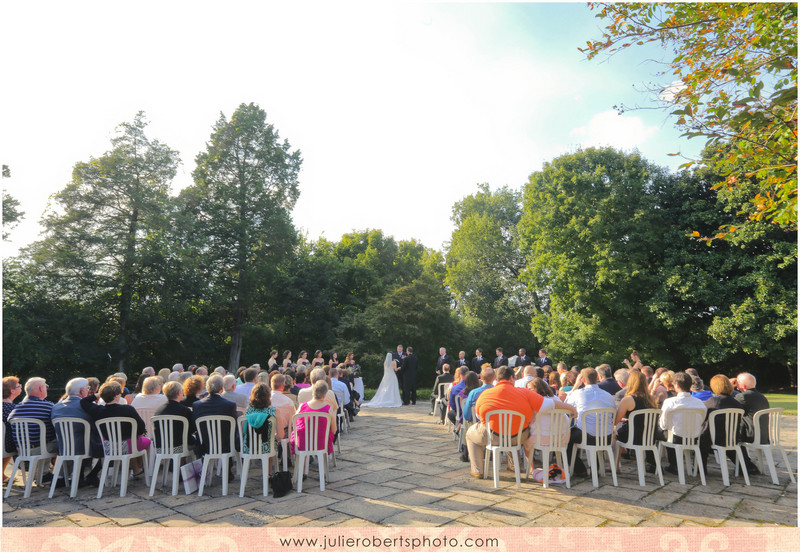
465, 366, 576, 477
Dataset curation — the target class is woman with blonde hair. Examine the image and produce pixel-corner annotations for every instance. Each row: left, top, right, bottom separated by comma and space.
290, 381, 336, 456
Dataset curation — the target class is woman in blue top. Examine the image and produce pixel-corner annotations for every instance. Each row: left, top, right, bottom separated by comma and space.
243, 383, 275, 454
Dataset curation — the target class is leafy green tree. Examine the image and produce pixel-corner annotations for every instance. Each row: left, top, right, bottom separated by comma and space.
187, 103, 302, 371
582, 3, 797, 231
446, 184, 536, 351
519, 148, 673, 366
2, 165, 25, 241
25, 113, 180, 370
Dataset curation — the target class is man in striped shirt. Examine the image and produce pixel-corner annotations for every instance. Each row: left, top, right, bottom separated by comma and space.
9, 377, 57, 453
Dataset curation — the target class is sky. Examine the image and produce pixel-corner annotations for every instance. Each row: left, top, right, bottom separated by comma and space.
0, 1, 703, 257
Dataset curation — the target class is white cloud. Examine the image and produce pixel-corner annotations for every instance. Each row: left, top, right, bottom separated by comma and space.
569, 110, 659, 151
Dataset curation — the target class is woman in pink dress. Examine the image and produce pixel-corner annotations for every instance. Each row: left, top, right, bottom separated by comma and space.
290, 381, 336, 455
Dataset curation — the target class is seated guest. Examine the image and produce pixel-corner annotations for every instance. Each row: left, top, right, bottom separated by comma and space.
192, 375, 239, 456
297, 368, 338, 416
290, 381, 336, 456
51, 377, 104, 486
557, 371, 577, 401
449, 372, 481, 430
514, 365, 537, 389
157, 368, 171, 384
641, 365, 654, 384
180, 376, 205, 408
131, 377, 168, 411
242, 383, 276, 456
87, 377, 101, 395
153, 381, 197, 450
547, 371, 560, 394
734, 371, 770, 468
221, 375, 249, 410
691, 376, 712, 401
330, 368, 356, 420
294, 371, 311, 390
699, 374, 756, 474
130, 367, 155, 398
612, 369, 630, 404
613, 371, 658, 471
564, 368, 616, 477
463, 368, 496, 428
658, 371, 706, 475
282, 372, 300, 402
9, 377, 58, 454
686, 368, 710, 391
445, 366, 470, 424
597, 364, 620, 396
465, 366, 573, 477
652, 370, 676, 408
195, 366, 208, 377
213, 366, 226, 377
430, 364, 454, 417
526, 377, 576, 456
269, 375, 296, 440
2, 376, 23, 481
80, 381, 150, 476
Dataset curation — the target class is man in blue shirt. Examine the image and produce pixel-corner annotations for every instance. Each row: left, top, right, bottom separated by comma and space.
51, 377, 104, 487
9, 377, 57, 453
459, 367, 497, 462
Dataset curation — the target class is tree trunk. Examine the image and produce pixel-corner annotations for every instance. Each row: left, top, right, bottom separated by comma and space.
228, 306, 245, 373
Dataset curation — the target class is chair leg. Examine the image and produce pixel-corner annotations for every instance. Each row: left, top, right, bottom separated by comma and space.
150, 458, 161, 497
239, 457, 250, 498
221, 457, 229, 496
761, 447, 779, 485
69, 460, 82, 498
492, 451, 500, 489
483, 449, 490, 480
198, 459, 210, 497
588, 449, 599, 488
319, 453, 326, 492
717, 448, 730, 486
777, 447, 796, 484
49, 458, 64, 498
694, 448, 706, 485
97, 459, 111, 499
541, 450, 550, 489
119, 458, 130, 497
608, 449, 617, 486
559, 450, 571, 489
735, 448, 750, 486
675, 448, 686, 485
261, 457, 270, 496
634, 449, 645, 487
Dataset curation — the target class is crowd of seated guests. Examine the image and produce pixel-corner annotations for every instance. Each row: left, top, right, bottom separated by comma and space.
3, 350, 366, 493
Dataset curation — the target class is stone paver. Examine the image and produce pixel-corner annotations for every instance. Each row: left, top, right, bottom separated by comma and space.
3, 404, 796, 527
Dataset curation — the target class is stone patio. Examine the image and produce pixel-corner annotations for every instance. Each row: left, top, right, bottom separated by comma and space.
3, 404, 797, 527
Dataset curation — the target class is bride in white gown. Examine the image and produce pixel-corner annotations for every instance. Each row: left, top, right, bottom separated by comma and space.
361, 352, 402, 408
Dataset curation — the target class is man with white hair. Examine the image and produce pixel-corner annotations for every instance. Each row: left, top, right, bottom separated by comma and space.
141, 366, 155, 377
9, 377, 57, 454
613, 368, 630, 404
192, 375, 239, 456
195, 366, 208, 377
221, 375, 248, 409
51, 378, 103, 486
172, 363, 184, 373
330, 367, 356, 420
735, 372, 770, 473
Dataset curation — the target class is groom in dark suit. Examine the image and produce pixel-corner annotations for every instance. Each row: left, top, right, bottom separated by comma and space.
401, 346, 419, 405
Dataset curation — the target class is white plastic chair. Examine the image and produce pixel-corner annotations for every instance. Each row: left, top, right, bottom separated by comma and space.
195, 415, 237, 496
742, 407, 796, 485
134, 407, 157, 474
527, 410, 572, 489
50, 417, 91, 498
291, 411, 331, 493
454, 395, 466, 449
149, 415, 194, 496
570, 408, 618, 488
482, 409, 526, 489
238, 416, 277, 497
4, 418, 57, 498
443, 385, 455, 432
658, 407, 707, 485
95, 417, 151, 498
333, 390, 350, 435
2, 422, 23, 490
708, 408, 750, 486
433, 382, 450, 424
614, 408, 663, 486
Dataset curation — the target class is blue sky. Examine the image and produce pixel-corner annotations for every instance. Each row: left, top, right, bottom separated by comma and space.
1, 2, 702, 255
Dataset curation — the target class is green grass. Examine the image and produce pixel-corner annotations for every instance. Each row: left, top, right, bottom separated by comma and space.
763, 393, 797, 416
363, 388, 432, 402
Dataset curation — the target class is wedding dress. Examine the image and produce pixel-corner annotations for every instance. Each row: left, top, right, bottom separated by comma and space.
361, 352, 402, 408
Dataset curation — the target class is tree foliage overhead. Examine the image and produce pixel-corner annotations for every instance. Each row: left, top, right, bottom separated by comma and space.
582, 2, 797, 231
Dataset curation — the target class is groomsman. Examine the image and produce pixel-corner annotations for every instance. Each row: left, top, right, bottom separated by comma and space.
435, 347, 454, 376
402, 347, 419, 405
536, 349, 553, 368
517, 348, 533, 367
456, 351, 469, 370
470, 348, 487, 372
493, 347, 507, 368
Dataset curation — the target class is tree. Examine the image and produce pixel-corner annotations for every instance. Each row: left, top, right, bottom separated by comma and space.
187, 103, 302, 371
445, 184, 536, 350
582, 3, 797, 231
2, 165, 25, 241
26, 113, 179, 370
519, 148, 673, 365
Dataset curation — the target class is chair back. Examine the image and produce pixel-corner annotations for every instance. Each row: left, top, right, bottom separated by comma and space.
332, 390, 346, 414
195, 416, 236, 456
151, 415, 189, 454
753, 407, 784, 446
291, 411, 328, 453
454, 394, 464, 419
8, 418, 49, 456
624, 409, 661, 447
436, 382, 450, 400
532, 410, 571, 449
135, 407, 157, 440
664, 407, 706, 444
95, 417, 142, 456
709, 408, 744, 448
484, 410, 526, 447
52, 417, 91, 457
238, 416, 276, 456
1, 421, 11, 459
579, 408, 616, 446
